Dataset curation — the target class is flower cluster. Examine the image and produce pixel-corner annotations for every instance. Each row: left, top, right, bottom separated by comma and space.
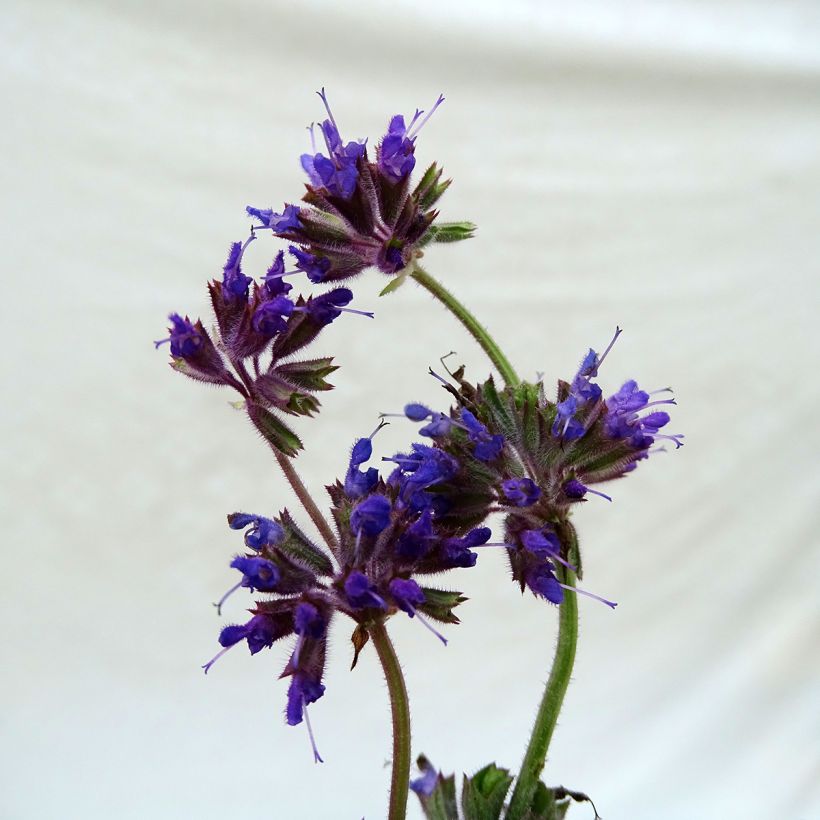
386, 329, 682, 607
155, 235, 376, 455
202, 424, 493, 761
246, 89, 474, 283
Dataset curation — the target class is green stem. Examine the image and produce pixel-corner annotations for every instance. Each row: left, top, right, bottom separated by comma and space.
370, 621, 412, 820
410, 266, 520, 387
506, 568, 579, 820
273, 450, 339, 552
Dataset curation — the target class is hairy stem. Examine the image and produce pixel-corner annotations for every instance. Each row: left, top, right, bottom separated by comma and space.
506, 568, 579, 819
273, 450, 339, 551
410, 266, 520, 387
370, 621, 412, 820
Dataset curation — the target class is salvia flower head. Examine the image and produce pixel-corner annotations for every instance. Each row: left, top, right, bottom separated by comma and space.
245, 89, 475, 284
155, 226, 383, 457
202, 422, 496, 761
384, 332, 681, 608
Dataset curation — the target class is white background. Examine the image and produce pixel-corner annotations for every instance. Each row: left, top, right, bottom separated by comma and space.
2, 1, 819, 818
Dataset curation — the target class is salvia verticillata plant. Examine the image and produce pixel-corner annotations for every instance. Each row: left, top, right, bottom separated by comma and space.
156, 89, 682, 820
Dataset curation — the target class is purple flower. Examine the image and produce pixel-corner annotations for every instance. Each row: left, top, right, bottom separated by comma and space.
246, 204, 302, 232
350, 494, 392, 536
501, 478, 541, 507
552, 328, 622, 439
442, 526, 491, 568
404, 403, 431, 421
525, 564, 564, 604
218, 613, 285, 655
396, 509, 434, 560
410, 759, 439, 797
230, 555, 280, 592
286, 673, 326, 726
294, 602, 326, 640
262, 250, 293, 297
304, 288, 355, 325
520, 529, 562, 558
389, 578, 425, 616
344, 436, 379, 499
344, 571, 387, 611
377, 95, 444, 183
154, 313, 203, 358
563, 479, 612, 503
604, 380, 683, 450
460, 408, 504, 461
221, 241, 253, 302
289, 245, 332, 284
252, 295, 294, 336
228, 513, 285, 550
298, 90, 365, 200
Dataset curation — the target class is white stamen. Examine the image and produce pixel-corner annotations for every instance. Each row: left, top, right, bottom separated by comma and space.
415, 612, 448, 645
407, 94, 445, 139
559, 584, 617, 609
201, 645, 233, 674
303, 698, 324, 763
594, 326, 622, 373
316, 87, 338, 133
213, 580, 244, 616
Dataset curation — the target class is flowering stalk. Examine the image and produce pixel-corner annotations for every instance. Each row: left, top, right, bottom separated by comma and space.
370, 622, 412, 820
505, 566, 578, 820
410, 265, 519, 388
272, 449, 338, 551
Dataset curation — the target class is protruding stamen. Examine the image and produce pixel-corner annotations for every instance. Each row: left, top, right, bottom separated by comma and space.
407, 94, 445, 139
415, 612, 448, 646
595, 325, 622, 373
212, 580, 243, 616
649, 386, 674, 395
369, 419, 389, 440
643, 398, 677, 410
303, 698, 324, 764
439, 350, 458, 378
652, 433, 685, 449
560, 584, 617, 609
407, 107, 424, 131
316, 87, 338, 133
293, 306, 374, 319
585, 487, 613, 503
428, 367, 451, 386
307, 122, 317, 154
201, 645, 233, 674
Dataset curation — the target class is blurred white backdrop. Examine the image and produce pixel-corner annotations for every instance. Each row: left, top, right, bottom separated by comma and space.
2, 1, 819, 818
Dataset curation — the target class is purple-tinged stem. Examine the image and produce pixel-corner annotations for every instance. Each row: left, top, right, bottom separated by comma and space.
273, 450, 339, 552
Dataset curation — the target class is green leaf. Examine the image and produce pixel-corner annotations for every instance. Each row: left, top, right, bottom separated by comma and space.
247, 404, 303, 458
461, 763, 513, 820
